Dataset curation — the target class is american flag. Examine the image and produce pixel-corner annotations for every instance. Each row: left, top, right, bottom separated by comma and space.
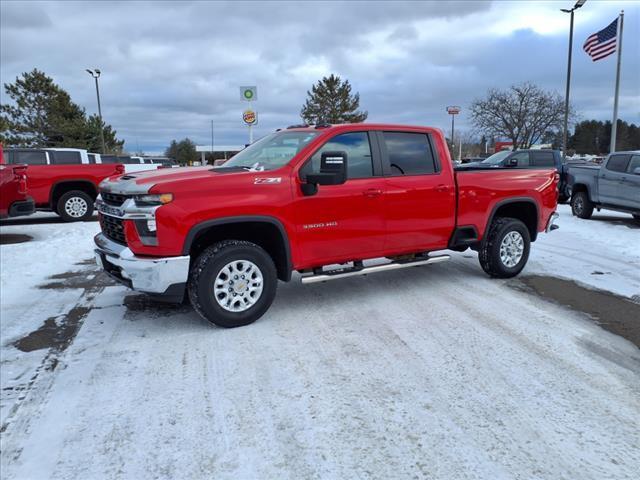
583, 19, 618, 61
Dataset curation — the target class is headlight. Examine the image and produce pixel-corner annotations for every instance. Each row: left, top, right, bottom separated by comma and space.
135, 193, 173, 207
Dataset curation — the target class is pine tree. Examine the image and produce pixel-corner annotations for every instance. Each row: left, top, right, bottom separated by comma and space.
300, 74, 368, 125
165, 138, 197, 165
0, 68, 123, 152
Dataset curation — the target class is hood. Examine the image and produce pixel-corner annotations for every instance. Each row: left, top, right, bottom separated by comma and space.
99, 166, 280, 195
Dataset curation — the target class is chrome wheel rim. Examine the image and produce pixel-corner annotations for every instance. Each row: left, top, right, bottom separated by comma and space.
214, 260, 264, 312
65, 197, 88, 218
499, 231, 524, 268
574, 196, 583, 215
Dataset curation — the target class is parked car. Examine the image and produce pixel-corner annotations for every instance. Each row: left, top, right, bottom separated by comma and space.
94, 123, 559, 328
0, 146, 35, 219
567, 151, 640, 220
2, 148, 124, 221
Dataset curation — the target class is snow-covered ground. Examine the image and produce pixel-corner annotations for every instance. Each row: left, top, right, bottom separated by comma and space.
1, 205, 639, 479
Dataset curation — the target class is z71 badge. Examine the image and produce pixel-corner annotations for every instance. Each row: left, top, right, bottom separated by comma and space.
254, 177, 281, 184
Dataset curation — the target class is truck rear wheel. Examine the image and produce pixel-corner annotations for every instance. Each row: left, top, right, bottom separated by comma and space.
57, 190, 94, 222
188, 240, 277, 328
571, 192, 593, 219
478, 217, 530, 278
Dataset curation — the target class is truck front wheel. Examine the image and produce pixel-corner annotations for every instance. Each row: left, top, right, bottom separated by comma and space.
57, 190, 94, 222
478, 217, 531, 278
571, 192, 593, 219
188, 240, 277, 328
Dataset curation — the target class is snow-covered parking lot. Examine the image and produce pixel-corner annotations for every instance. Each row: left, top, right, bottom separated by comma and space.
1, 205, 639, 480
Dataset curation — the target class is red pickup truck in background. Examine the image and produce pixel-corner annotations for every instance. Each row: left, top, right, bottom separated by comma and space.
0, 146, 35, 219
2, 148, 124, 221
94, 123, 559, 328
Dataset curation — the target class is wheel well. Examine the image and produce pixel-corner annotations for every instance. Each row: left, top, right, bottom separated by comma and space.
491, 201, 538, 241
50, 181, 97, 209
188, 221, 291, 281
571, 183, 588, 196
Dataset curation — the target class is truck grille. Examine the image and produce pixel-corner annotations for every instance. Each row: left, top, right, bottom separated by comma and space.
102, 192, 129, 207
100, 214, 126, 245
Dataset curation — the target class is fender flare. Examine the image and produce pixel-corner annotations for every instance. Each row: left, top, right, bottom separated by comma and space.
484, 197, 539, 241
182, 215, 293, 280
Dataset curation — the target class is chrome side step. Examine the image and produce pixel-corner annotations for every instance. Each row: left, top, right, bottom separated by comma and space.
300, 254, 450, 284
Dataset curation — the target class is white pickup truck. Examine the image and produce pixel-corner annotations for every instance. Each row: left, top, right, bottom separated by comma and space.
91, 154, 160, 174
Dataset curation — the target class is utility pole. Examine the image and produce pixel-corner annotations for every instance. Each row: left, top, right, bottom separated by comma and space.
211, 120, 216, 165
86, 69, 106, 154
560, 0, 587, 160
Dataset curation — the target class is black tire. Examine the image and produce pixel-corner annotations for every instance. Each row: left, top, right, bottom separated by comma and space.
57, 190, 94, 222
188, 240, 277, 328
633, 214, 640, 222
478, 217, 531, 278
558, 194, 569, 204
571, 191, 593, 219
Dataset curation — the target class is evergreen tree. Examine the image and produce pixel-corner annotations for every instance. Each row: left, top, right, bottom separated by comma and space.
300, 74, 368, 124
165, 138, 197, 165
0, 69, 123, 152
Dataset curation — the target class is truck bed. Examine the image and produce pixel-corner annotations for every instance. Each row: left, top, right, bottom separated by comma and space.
454, 168, 558, 240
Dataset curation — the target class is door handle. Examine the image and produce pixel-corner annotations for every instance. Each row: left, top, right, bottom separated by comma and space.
435, 184, 449, 193
363, 188, 383, 197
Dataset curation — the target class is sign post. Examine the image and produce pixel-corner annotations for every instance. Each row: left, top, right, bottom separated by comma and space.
446, 106, 461, 157
240, 86, 257, 144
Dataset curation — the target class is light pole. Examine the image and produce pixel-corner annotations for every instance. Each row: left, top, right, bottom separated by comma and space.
561, 0, 587, 161
86, 68, 106, 154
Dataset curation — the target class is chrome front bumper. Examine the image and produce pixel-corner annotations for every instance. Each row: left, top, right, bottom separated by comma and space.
94, 233, 189, 295
546, 212, 560, 233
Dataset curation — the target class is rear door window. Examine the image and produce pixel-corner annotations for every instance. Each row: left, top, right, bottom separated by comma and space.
88, 154, 97, 164
606, 154, 630, 173
531, 151, 555, 167
382, 132, 438, 175
50, 151, 82, 164
13, 150, 48, 165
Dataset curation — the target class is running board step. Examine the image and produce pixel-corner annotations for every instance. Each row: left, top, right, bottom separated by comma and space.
300, 255, 450, 284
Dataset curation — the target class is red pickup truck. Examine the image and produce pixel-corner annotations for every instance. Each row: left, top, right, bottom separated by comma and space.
94, 124, 559, 327
2, 148, 124, 221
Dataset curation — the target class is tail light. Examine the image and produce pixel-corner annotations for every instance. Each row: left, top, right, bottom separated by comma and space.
13, 166, 28, 194
115, 164, 125, 174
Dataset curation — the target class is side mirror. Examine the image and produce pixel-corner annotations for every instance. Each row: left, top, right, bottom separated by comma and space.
633, 167, 640, 175
506, 157, 518, 167
303, 151, 348, 196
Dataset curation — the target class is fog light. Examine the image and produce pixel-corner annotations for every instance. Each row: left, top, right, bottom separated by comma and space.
147, 220, 157, 232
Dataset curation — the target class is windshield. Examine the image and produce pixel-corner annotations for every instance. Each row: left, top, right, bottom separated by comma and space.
481, 150, 511, 165
218, 131, 319, 171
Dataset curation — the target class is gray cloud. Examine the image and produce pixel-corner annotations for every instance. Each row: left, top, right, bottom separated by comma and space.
1, 0, 638, 153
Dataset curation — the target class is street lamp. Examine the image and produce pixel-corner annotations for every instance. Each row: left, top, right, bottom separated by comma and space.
86, 68, 106, 154
561, 0, 587, 161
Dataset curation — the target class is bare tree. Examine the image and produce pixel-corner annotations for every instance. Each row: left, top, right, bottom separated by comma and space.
470, 83, 569, 149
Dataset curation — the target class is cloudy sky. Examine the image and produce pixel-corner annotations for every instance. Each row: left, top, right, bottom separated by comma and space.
1, 0, 639, 153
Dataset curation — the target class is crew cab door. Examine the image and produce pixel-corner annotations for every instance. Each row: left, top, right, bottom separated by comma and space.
377, 131, 456, 252
599, 154, 631, 205
294, 131, 386, 267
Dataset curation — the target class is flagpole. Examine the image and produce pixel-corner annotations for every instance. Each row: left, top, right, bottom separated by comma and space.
610, 10, 624, 153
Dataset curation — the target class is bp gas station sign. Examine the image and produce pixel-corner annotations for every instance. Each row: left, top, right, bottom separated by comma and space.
240, 86, 257, 101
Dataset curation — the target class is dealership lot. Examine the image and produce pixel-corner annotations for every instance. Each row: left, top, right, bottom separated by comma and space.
1, 205, 639, 479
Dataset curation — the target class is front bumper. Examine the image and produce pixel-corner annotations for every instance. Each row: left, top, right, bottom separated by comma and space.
94, 233, 189, 300
546, 212, 560, 233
